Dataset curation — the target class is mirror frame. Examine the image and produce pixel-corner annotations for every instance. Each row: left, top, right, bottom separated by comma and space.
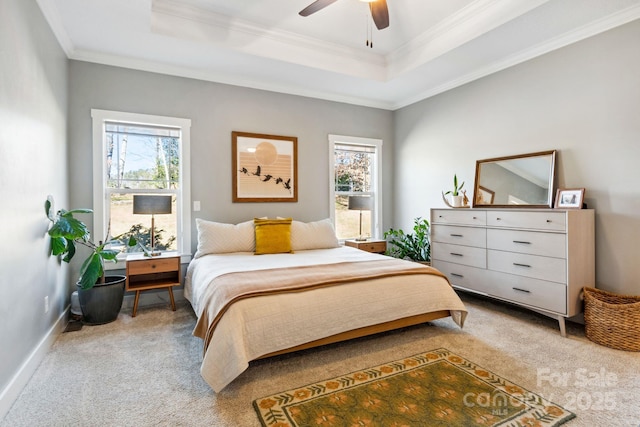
472, 150, 557, 209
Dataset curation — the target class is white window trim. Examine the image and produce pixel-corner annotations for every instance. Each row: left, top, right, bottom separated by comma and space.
328, 134, 383, 240
91, 109, 192, 265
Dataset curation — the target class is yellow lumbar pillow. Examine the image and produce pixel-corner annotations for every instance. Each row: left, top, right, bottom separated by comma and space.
254, 218, 293, 255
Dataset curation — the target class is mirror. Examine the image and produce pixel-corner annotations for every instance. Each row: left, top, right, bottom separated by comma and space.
473, 150, 556, 208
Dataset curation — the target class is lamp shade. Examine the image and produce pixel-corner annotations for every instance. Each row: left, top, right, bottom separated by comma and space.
133, 195, 172, 215
348, 196, 372, 211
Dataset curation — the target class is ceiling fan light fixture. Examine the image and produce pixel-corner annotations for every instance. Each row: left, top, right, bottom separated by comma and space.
299, 0, 388, 31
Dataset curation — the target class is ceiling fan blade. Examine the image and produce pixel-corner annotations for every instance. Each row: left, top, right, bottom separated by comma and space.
299, 0, 339, 17
370, 0, 389, 30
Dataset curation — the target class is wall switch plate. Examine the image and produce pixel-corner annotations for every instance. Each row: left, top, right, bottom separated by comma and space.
193, 201, 201, 211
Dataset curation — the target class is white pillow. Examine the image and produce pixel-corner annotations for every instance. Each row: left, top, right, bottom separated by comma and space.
291, 218, 339, 251
194, 219, 255, 257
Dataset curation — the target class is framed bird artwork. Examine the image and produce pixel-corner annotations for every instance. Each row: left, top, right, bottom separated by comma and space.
232, 131, 298, 202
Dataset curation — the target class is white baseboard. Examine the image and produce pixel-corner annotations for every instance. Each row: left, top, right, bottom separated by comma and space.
0, 307, 68, 420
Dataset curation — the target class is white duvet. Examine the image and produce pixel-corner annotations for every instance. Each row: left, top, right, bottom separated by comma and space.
184, 246, 467, 392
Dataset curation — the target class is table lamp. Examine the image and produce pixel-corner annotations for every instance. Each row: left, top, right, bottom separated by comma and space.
348, 195, 372, 241
133, 195, 172, 256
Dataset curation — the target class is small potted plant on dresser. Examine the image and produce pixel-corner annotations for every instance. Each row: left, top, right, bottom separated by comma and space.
45, 197, 136, 325
384, 217, 430, 265
444, 174, 465, 207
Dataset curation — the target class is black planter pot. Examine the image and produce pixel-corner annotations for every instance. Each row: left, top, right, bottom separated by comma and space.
77, 275, 126, 325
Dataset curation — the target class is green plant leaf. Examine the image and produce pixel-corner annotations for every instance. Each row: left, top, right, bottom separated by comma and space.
62, 240, 76, 263
78, 252, 103, 290
49, 215, 90, 241
99, 249, 119, 261
66, 208, 93, 215
45, 199, 52, 219
50, 236, 67, 256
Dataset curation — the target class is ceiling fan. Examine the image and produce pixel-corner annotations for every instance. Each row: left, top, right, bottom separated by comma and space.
299, 0, 389, 30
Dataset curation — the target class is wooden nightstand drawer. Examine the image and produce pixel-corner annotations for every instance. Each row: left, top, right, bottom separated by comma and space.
127, 257, 179, 275
345, 239, 387, 254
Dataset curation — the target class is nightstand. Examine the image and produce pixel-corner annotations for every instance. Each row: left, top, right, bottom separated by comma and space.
126, 253, 181, 317
344, 239, 387, 254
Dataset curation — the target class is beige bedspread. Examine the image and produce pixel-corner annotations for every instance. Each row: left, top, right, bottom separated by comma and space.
193, 259, 450, 353
185, 247, 467, 392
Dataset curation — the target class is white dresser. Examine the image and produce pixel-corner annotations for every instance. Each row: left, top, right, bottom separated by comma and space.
430, 208, 595, 336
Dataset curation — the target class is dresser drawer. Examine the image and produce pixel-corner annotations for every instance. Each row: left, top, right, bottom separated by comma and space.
487, 250, 566, 283
485, 270, 567, 314
432, 225, 486, 248
433, 260, 490, 294
432, 243, 486, 268
487, 229, 566, 258
487, 211, 566, 232
431, 209, 486, 226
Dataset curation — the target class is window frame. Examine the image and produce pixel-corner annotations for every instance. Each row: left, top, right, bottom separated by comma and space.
328, 134, 383, 241
91, 109, 192, 264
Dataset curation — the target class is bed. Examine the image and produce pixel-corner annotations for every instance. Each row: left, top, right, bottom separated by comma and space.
184, 218, 467, 392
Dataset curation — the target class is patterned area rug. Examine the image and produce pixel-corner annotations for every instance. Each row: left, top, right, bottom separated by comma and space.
253, 348, 575, 427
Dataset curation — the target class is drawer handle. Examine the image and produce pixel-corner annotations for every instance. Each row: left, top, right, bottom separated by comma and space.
451, 273, 464, 278
513, 263, 531, 268
151, 264, 157, 269
450, 234, 463, 237
513, 240, 531, 245
546, 219, 552, 223
496, 217, 501, 221
472, 216, 477, 220
450, 253, 463, 257
513, 287, 531, 293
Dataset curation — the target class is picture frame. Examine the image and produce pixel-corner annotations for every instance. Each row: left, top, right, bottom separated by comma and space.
232, 131, 298, 203
475, 186, 495, 205
554, 188, 585, 209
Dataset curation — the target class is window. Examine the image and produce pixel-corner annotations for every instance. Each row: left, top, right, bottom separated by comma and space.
329, 135, 382, 241
92, 110, 191, 261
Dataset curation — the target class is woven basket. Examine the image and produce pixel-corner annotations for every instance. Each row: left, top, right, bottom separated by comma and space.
583, 287, 640, 351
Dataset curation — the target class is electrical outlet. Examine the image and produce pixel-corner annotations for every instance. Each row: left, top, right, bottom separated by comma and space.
44, 296, 49, 314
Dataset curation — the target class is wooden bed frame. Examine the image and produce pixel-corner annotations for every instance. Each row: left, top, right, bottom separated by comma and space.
259, 309, 451, 359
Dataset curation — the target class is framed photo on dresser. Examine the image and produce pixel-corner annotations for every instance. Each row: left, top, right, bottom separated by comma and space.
555, 188, 585, 209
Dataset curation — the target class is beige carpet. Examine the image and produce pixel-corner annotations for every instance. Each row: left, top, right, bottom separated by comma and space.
2, 292, 639, 426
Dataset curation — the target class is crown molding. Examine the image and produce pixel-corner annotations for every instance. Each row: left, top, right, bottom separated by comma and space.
151, 0, 387, 81
391, 2, 640, 110
36, 0, 75, 56
388, 0, 551, 78
69, 49, 395, 110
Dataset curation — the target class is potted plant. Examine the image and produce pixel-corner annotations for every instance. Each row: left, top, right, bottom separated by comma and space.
444, 174, 465, 207
384, 217, 430, 264
45, 198, 137, 324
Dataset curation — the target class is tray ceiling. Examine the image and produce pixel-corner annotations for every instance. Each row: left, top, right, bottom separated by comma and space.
38, 0, 640, 110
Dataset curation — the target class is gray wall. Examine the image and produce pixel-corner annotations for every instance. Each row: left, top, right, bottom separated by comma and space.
0, 0, 69, 415
67, 61, 394, 255
393, 19, 640, 295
